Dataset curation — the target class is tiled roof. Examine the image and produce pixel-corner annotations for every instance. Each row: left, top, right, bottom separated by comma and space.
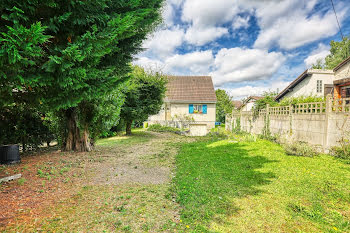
232, 100, 242, 109
165, 76, 217, 103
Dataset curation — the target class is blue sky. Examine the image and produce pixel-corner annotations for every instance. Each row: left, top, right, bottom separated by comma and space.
134, 0, 350, 99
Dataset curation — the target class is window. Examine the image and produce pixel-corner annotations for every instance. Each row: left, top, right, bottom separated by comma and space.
193, 104, 202, 113
346, 87, 350, 98
316, 80, 322, 93
189, 104, 207, 114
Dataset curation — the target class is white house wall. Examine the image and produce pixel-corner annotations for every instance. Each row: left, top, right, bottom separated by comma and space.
335, 62, 350, 80
148, 105, 166, 121
283, 73, 334, 99
241, 101, 255, 111
170, 103, 216, 129
148, 103, 216, 129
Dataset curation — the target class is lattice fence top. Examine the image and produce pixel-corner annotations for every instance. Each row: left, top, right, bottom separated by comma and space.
268, 106, 290, 115
332, 97, 350, 113
230, 97, 350, 116
293, 102, 325, 114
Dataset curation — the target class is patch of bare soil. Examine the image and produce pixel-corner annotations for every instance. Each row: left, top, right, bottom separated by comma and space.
91, 132, 189, 185
0, 131, 193, 231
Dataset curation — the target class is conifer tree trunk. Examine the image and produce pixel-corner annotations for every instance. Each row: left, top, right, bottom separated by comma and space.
126, 120, 133, 135
64, 108, 93, 152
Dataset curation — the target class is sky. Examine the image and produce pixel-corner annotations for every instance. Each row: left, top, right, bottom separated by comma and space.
133, 0, 350, 100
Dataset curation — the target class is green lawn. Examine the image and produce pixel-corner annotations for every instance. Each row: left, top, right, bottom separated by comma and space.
174, 137, 350, 232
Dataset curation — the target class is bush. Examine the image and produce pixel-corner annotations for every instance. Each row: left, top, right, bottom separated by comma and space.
208, 127, 229, 140
330, 144, 350, 159
279, 95, 325, 106
241, 133, 258, 142
0, 105, 54, 151
147, 124, 179, 133
282, 141, 318, 157
99, 131, 118, 138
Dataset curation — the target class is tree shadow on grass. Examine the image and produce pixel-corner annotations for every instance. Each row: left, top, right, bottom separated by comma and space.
174, 140, 277, 232
96, 131, 154, 147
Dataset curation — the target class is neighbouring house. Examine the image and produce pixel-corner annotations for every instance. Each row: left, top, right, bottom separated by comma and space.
275, 69, 335, 102
147, 76, 217, 130
333, 56, 350, 99
239, 96, 263, 111
232, 100, 242, 110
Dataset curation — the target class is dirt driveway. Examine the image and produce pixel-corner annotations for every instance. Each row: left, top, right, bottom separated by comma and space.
0, 130, 192, 232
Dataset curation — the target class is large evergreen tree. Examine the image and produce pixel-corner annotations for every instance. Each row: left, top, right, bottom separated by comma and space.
1, 0, 164, 151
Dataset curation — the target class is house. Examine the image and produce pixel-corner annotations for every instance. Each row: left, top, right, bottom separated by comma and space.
232, 100, 242, 110
147, 76, 217, 130
333, 56, 350, 98
275, 69, 335, 102
239, 96, 263, 111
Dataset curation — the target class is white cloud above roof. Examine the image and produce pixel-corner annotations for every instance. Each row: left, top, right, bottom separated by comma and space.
182, 0, 238, 27
211, 47, 286, 85
223, 80, 291, 100
142, 27, 184, 59
304, 43, 331, 68
184, 26, 228, 46
253, 0, 347, 50
166, 50, 214, 74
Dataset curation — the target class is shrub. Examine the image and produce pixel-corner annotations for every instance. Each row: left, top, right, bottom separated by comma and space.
329, 140, 350, 159
282, 141, 318, 157
279, 95, 325, 106
0, 105, 54, 151
208, 127, 229, 140
147, 124, 179, 133
241, 133, 258, 142
99, 131, 118, 138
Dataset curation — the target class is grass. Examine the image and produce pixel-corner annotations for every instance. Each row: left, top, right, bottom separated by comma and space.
96, 130, 153, 147
174, 137, 350, 232
20, 185, 179, 232
147, 124, 180, 133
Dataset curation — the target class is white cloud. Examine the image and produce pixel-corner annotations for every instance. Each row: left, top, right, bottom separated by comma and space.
143, 27, 184, 59
181, 0, 238, 45
165, 50, 214, 74
211, 47, 286, 86
163, 0, 184, 26
253, 0, 348, 50
184, 26, 228, 46
133, 57, 165, 72
182, 0, 238, 27
223, 80, 290, 100
232, 16, 250, 30
304, 43, 331, 68
134, 50, 214, 75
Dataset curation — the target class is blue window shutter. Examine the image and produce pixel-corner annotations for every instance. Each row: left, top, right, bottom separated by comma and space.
189, 104, 194, 114
203, 104, 207, 114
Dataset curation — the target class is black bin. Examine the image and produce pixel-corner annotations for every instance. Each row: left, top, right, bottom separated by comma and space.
0, 144, 20, 164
